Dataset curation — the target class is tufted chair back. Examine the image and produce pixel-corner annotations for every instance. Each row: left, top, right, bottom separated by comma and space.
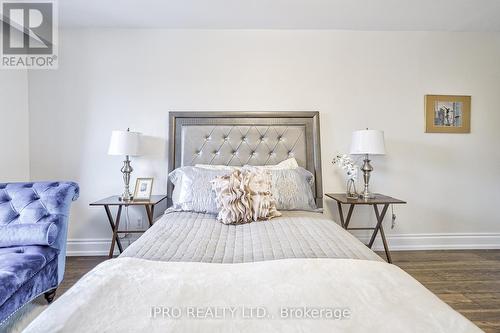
0, 181, 79, 283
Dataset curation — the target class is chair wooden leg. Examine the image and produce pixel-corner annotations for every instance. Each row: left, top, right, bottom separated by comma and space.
44, 288, 57, 303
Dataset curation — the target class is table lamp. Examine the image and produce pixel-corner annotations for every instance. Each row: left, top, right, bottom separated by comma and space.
350, 129, 386, 199
108, 129, 142, 201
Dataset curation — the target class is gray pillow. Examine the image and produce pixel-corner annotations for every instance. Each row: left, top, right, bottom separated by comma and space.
168, 167, 230, 213
267, 167, 317, 211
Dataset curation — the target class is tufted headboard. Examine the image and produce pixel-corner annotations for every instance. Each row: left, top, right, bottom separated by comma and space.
168, 112, 323, 207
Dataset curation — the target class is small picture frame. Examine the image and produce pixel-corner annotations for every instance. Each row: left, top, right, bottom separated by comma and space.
133, 178, 153, 201
425, 95, 471, 133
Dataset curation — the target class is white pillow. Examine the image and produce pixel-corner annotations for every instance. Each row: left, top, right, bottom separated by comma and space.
193, 164, 236, 171
195, 158, 299, 171
260, 158, 299, 170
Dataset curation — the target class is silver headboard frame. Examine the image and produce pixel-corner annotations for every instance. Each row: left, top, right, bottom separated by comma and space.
168, 112, 323, 208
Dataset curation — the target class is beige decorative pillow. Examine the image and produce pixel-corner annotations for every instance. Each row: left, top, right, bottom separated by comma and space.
211, 169, 281, 225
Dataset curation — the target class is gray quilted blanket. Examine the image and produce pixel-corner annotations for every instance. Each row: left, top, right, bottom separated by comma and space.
120, 211, 381, 262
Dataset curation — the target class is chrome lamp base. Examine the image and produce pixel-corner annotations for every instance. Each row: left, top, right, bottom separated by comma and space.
361, 192, 376, 200
360, 154, 375, 200
120, 155, 133, 202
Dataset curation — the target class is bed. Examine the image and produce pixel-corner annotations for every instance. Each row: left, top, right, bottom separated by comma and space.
120, 211, 382, 262
23, 112, 480, 332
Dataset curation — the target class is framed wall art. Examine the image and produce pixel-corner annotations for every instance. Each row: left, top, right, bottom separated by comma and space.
425, 95, 471, 133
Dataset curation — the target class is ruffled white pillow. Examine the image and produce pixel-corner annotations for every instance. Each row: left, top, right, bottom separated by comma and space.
211, 169, 281, 225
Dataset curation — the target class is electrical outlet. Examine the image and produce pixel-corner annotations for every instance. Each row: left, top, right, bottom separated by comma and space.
135, 217, 143, 230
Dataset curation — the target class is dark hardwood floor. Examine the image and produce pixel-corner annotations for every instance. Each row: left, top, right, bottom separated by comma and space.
60, 250, 500, 332
58, 256, 108, 296
384, 250, 500, 333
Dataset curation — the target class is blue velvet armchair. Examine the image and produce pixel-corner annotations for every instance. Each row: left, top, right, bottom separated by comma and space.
0, 181, 79, 325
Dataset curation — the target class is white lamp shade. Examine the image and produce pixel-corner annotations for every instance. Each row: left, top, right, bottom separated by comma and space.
350, 129, 386, 155
108, 130, 142, 156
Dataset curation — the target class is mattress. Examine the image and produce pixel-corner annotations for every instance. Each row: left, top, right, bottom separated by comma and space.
120, 211, 382, 262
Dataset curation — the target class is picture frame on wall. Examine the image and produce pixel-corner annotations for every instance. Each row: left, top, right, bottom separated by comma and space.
133, 178, 154, 201
425, 95, 471, 133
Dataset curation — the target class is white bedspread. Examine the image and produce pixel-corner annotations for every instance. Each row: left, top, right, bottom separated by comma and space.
24, 258, 480, 333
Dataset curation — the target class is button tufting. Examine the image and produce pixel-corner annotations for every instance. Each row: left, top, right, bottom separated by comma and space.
232, 151, 237, 155
223, 136, 228, 141
251, 151, 256, 156
278, 136, 283, 141
260, 136, 265, 141
196, 151, 201, 156
242, 136, 247, 141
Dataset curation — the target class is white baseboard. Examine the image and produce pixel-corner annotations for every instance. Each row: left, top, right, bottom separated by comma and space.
353, 232, 500, 251
66, 238, 117, 256
67, 238, 138, 256
66, 233, 500, 256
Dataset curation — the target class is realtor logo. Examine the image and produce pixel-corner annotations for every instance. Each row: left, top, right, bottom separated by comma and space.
1, 1, 58, 69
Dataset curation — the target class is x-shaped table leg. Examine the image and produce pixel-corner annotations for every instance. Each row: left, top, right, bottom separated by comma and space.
337, 203, 355, 229
335, 201, 395, 263
368, 204, 392, 263
144, 205, 155, 227
104, 205, 123, 258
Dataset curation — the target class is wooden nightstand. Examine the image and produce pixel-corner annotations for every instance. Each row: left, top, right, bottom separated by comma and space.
325, 193, 406, 263
90, 195, 168, 258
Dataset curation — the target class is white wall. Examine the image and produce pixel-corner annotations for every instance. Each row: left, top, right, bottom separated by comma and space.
28, 29, 500, 254
0, 70, 30, 182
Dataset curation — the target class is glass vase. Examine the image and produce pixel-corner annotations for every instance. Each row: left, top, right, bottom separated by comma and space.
346, 179, 359, 199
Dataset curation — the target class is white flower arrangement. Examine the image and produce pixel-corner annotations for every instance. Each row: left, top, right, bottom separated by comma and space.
332, 154, 358, 181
